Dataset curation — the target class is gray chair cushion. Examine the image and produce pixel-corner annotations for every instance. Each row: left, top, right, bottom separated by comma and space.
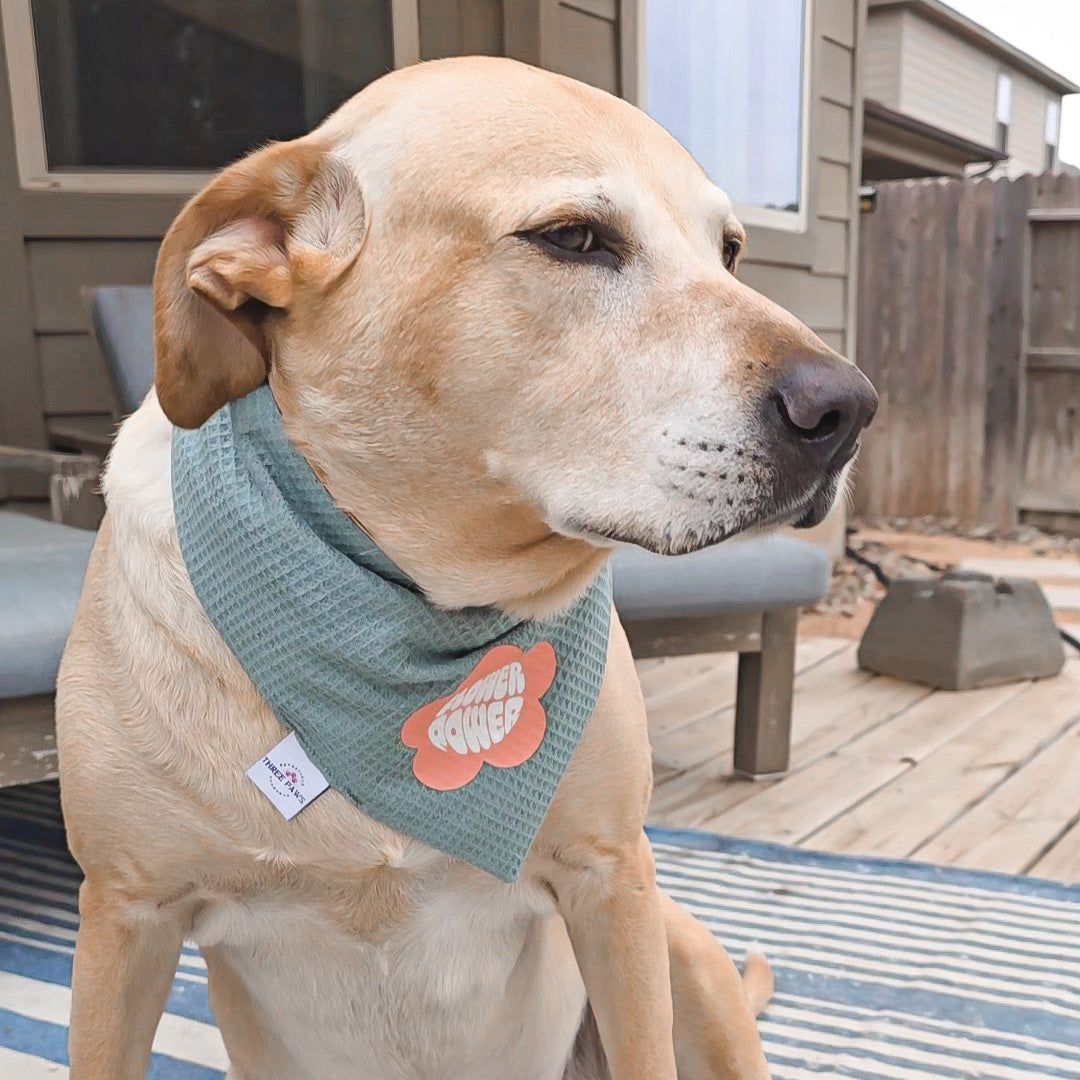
611, 535, 830, 621
0, 511, 95, 699
91, 286, 155, 415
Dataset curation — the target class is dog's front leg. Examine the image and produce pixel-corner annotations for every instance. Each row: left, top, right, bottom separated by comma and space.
68, 874, 188, 1080
661, 892, 771, 1080
547, 832, 678, 1080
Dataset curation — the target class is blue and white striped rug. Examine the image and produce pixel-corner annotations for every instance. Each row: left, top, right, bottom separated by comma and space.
1, 781, 1077, 1078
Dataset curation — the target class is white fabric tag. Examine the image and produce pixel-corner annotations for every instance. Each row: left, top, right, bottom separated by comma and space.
247, 732, 329, 820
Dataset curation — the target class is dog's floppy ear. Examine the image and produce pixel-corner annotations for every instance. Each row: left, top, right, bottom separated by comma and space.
154, 139, 365, 428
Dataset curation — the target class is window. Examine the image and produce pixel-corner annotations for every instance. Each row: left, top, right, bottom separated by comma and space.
995, 72, 1012, 153
635, 0, 811, 232
1045, 98, 1061, 172
0, 0, 419, 191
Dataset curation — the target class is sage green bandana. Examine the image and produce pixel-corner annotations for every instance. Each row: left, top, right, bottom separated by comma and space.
171, 385, 612, 882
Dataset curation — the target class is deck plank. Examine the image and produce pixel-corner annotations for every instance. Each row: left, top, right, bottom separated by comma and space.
642, 638, 1079, 877
643, 655, 739, 741
648, 646, 865, 810
808, 674, 1077, 858
637, 653, 737, 705
698, 681, 1025, 842
648, 655, 931, 828
914, 698, 1080, 873
1030, 820, 1080, 883
783, 671, 931, 770
641, 637, 846, 740
647, 639, 852, 773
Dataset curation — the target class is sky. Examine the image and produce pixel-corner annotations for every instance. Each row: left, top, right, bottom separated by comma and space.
942, 0, 1080, 165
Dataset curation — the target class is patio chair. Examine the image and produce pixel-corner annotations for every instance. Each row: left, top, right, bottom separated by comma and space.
0, 451, 98, 787
45, 285, 155, 455
612, 537, 829, 777
91, 284, 156, 416
0, 284, 147, 787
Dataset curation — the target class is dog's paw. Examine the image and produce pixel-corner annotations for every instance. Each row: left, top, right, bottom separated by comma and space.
740, 949, 774, 1017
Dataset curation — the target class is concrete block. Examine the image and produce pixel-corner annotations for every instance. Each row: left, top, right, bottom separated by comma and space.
857, 570, 1066, 690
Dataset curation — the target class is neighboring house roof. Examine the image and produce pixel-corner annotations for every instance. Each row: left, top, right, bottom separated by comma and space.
865, 98, 1007, 161
869, 0, 1080, 95
862, 98, 1007, 180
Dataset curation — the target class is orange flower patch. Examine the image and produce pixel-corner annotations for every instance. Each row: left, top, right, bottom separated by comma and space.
401, 642, 557, 791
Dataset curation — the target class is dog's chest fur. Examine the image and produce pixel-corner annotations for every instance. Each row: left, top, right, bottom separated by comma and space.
58, 397, 588, 1080
192, 879, 584, 1080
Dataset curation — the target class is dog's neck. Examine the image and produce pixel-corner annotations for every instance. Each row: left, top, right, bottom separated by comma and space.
269, 376, 610, 619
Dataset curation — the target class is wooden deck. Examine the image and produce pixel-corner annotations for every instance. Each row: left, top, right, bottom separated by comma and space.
642, 638, 1080, 884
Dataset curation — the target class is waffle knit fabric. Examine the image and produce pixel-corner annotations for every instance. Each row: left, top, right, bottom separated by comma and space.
171, 385, 612, 882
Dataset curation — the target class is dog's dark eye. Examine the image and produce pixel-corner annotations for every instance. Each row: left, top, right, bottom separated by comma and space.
543, 224, 599, 253
723, 238, 741, 272
525, 222, 623, 269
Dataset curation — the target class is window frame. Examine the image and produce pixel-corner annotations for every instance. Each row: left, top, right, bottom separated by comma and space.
1044, 97, 1061, 172
622, 0, 815, 235
994, 71, 1012, 154
0, 0, 420, 193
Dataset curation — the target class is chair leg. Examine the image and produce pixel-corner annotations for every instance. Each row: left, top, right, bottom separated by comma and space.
733, 609, 798, 779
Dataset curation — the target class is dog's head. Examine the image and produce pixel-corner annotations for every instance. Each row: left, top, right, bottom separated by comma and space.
154, 57, 876, 613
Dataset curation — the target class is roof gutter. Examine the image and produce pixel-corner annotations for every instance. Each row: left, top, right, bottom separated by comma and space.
863, 99, 1008, 163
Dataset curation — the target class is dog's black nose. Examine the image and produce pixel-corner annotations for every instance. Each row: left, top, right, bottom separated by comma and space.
773, 355, 878, 462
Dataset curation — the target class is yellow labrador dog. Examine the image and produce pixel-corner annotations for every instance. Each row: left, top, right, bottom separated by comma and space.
56, 57, 875, 1080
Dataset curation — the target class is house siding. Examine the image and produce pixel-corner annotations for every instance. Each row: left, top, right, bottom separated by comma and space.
863, 7, 902, 105
896, 10, 997, 146
866, 7, 1063, 178
539, 0, 620, 95
18, 231, 183, 439
25, 238, 162, 423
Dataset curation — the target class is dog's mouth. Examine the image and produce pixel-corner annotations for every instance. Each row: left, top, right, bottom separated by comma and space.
563, 452, 851, 557
790, 468, 845, 530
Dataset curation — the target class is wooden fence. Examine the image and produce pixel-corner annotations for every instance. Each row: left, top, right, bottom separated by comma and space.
853, 172, 1080, 529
